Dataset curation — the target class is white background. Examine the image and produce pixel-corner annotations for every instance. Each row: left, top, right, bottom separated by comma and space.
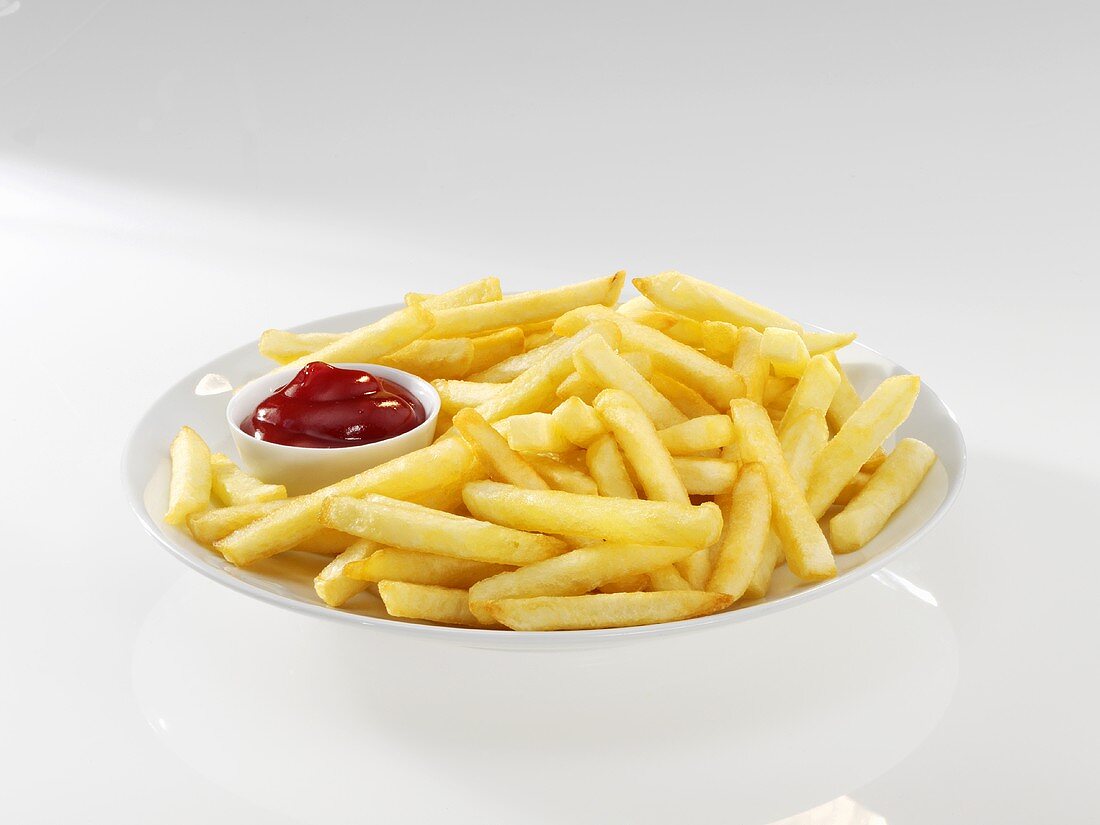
1, 2, 1097, 822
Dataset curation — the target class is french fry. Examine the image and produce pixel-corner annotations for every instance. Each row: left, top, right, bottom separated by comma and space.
322, 494, 567, 565
214, 436, 483, 566
599, 574, 650, 594
258, 329, 344, 364
672, 457, 738, 495
405, 277, 502, 309
165, 426, 212, 526
647, 565, 694, 591
834, 470, 873, 507
742, 410, 829, 599
730, 400, 836, 581
633, 271, 802, 333
187, 500, 285, 544
378, 581, 493, 627
468, 334, 565, 383
805, 375, 922, 518
658, 415, 735, 456
314, 539, 381, 607
585, 434, 638, 498
554, 305, 743, 409
830, 439, 937, 552
344, 547, 510, 587
472, 321, 620, 423
707, 464, 772, 599
550, 396, 605, 447
277, 303, 435, 374
425, 273, 625, 339
486, 590, 733, 631
626, 310, 706, 347
524, 328, 558, 350
462, 481, 723, 547
504, 413, 575, 454
467, 327, 525, 375
210, 453, 287, 506
805, 330, 857, 356
468, 543, 699, 621
574, 335, 687, 429
777, 354, 841, 436
701, 320, 740, 365
649, 373, 720, 418
526, 455, 599, 496
763, 376, 797, 408
761, 327, 810, 379
593, 389, 690, 504
825, 353, 862, 429
432, 379, 502, 415
293, 528, 357, 555
731, 327, 769, 404
615, 295, 658, 314
379, 337, 474, 380
452, 408, 549, 490
555, 351, 654, 405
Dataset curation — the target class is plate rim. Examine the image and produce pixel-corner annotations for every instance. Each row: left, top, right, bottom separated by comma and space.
121, 303, 967, 647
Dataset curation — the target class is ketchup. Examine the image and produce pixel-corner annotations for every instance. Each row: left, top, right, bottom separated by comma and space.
241, 362, 426, 448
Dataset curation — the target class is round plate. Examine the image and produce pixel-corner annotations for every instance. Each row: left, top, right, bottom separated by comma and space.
123, 303, 966, 649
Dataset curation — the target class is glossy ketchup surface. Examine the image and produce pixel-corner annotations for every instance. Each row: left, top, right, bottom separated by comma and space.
241, 362, 426, 448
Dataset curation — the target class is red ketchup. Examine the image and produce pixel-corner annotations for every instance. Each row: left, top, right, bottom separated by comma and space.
241, 362, 426, 448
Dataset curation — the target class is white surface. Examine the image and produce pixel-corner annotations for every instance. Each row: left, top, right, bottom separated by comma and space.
1, 2, 1097, 823
126, 303, 964, 648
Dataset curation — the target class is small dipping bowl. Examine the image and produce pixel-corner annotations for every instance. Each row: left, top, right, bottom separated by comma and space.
226, 363, 440, 495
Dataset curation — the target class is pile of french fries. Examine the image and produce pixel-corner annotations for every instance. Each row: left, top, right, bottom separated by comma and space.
164, 271, 937, 631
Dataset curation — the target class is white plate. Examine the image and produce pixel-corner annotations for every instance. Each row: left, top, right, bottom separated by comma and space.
123, 303, 966, 649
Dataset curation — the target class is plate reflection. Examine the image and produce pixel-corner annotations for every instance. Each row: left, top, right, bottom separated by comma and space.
132, 565, 957, 824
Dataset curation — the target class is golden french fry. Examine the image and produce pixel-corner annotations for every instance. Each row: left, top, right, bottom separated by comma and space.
647, 565, 694, 591
473, 321, 620, 423
322, 494, 566, 565
344, 547, 510, 587
585, 434, 638, 498
525, 455, 599, 496
426, 273, 625, 338
625, 310, 706, 347
405, 277, 503, 309
830, 439, 937, 552
649, 373, 720, 418
672, 457, 738, 495
293, 527, 357, 555
778, 354, 841, 436
467, 327, 525, 375
550, 396, 605, 447
468, 543, 699, 622
210, 453, 287, 506
504, 413, 575, 454
215, 436, 483, 565
462, 480, 722, 547
432, 379, 502, 415
165, 426, 212, 526
761, 327, 810, 379
554, 306, 742, 409
825, 353, 862, 428
730, 400, 836, 581
834, 470, 873, 507
574, 335, 687, 429
258, 329, 344, 364
805, 330, 857, 356
277, 304, 435, 374
779, 410, 831, 490
599, 574, 650, 593
452, 408, 549, 490
187, 500, 286, 544
633, 271, 802, 333
805, 375, 922, 518
701, 320, 740, 364
314, 539, 381, 607
707, 464, 772, 598
524, 328, 558, 350
594, 389, 689, 504
379, 337, 475, 380
658, 415, 735, 456
555, 350, 653, 404
763, 376, 797, 408
731, 327, 769, 404
486, 590, 733, 631
377, 581, 493, 627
